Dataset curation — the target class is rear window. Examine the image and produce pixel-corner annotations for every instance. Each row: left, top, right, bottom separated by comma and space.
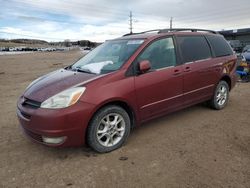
177, 36, 212, 63
206, 35, 233, 57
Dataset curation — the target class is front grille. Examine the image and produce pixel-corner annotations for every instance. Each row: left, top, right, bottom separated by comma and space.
20, 111, 31, 120
22, 98, 41, 109
23, 128, 43, 143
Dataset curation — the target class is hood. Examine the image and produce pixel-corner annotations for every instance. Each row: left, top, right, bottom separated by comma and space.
24, 69, 99, 102
243, 52, 250, 61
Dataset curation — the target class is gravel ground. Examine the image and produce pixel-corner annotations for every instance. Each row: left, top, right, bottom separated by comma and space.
0, 50, 250, 188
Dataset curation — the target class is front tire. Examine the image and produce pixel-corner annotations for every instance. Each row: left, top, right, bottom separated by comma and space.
209, 81, 229, 110
87, 105, 131, 153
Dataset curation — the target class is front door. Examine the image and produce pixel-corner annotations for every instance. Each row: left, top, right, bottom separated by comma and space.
134, 37, 183, 121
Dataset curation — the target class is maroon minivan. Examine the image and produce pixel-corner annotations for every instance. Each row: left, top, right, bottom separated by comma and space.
17, 29, 237, 153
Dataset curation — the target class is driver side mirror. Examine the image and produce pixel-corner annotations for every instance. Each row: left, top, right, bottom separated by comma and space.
138, 60, 151, 74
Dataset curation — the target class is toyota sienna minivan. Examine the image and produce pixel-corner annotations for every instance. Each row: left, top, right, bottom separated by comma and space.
17, 28, 237, 153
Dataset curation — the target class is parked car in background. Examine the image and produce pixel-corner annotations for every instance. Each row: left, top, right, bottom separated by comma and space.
242, 45, 250, 52
17, 28, 237, 153
236, 44, 250, 81
84, 47, 91, 50
228, 40, 243, 53
237, 47, 250, 82
241, 44, 250, 62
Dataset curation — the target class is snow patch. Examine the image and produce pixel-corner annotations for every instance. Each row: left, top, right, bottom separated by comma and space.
80, 61, 114, 74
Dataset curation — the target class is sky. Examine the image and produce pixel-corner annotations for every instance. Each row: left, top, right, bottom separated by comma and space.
0, 0, 250, 42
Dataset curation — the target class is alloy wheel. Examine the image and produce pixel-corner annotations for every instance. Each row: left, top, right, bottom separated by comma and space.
216, 85, 228, 106
96, 113, 126, 147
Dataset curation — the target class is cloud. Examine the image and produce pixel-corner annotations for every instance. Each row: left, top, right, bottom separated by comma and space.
12, 0, 128, 24
1, 0, 250, 42
18, 16, 46, 22
0, 21, 129, 42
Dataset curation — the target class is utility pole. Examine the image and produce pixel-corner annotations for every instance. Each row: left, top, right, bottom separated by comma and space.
170, 17, 173, 30
129, 11, 133, 34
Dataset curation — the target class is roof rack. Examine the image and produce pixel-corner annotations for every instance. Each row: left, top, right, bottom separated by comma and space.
123, 29, 161, 36
159, 28, 218, 34
123, 28, 218, 36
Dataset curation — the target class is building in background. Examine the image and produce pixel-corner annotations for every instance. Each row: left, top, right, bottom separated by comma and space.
219, 28, 250, 46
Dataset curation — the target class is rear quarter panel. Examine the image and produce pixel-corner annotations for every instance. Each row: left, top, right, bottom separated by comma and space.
214, 55, 237, 89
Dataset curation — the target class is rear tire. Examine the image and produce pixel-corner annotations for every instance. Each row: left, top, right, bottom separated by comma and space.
87, 105, 131, 153
209, 81, 229, 110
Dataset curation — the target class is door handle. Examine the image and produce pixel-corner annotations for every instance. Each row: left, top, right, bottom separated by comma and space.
184, 66, 191, 72
173, 69, 181, 75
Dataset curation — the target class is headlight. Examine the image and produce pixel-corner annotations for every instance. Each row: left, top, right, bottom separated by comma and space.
41, 87, 86, 109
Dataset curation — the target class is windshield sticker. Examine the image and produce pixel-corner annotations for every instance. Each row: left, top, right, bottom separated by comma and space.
127, 40, 144, 45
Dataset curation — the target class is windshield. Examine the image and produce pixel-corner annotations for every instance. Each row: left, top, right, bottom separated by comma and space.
71, 39, 144, 74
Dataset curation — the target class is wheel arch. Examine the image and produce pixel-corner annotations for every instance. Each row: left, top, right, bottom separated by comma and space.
220, 75, 232, 91
88, 99, 137, 130
85, 99, 137, 146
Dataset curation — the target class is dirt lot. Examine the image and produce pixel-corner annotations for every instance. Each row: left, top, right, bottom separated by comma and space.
0, 50, 250, 188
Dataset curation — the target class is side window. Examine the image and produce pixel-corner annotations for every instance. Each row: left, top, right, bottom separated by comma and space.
177, 36, 212, 63
137, 38, 176, 70
206, 35, 234, 57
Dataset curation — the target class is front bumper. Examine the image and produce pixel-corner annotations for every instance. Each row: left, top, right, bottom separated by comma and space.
17, 96, 95, 147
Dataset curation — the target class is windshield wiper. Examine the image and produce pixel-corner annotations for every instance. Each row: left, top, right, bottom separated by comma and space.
73, 67, 96, 74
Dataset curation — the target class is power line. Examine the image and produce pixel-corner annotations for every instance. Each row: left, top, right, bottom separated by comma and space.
135, 10, 250, 30
13, 0, 250, 22
3, 1, 250, 29
9, 0, 248, 24
1, 1, 250, 41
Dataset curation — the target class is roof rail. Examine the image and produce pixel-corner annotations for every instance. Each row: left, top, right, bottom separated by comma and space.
159, 28, 218, 34
123, 29, 161, 36
123, 28, 218, 36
